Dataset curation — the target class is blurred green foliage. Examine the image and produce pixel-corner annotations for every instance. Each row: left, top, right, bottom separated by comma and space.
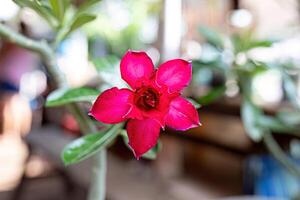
194, 26, 300, 176
13, 0, 101, 47
85, 0, 162, 56
194, 26, 300, 140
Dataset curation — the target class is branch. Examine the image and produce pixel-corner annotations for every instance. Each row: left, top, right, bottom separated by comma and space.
0, 22, 105, 200
0, 23, 50, 54
0, 22, 96, 133
0, 23, 66, 87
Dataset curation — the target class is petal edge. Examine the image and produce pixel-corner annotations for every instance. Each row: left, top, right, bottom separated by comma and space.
165, 96, 200, 131
156, 59, 192, 93
120, 50, 155, 89
126, 118, 161, 159
90, 87, 132, 124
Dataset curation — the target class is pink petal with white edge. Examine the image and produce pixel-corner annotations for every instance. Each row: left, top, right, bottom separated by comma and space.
120, 50, 155, 89
165, 96, 200, 131
127, 118, 161, 159
156, 59, 192, 93
89, 87, 132, 124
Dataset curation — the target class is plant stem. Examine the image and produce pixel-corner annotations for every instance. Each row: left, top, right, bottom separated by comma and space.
0, 22, 106, 200
88, 149, 107, 200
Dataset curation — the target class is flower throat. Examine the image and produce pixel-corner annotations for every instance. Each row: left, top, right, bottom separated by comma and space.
134, 87, 159, 111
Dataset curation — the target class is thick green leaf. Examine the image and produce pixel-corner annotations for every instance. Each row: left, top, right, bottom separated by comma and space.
78, 0, 101, 14
49, 0, 65, 21
198, 26, 224, 48
241, 99, 264, 141
120, 130, 161, 160
62, 124, 123, 165
46, 87, 99, 107
63, 0, 70, 11
197, 86, 226, 105
69, 13, 97, 33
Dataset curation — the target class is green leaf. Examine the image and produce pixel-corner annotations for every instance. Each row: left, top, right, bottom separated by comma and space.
277, 110, 300, 126
13, 0, 58, 28
77, 0, 101, 14
63, 0, 70, 11
69, 13, 97, 33
48, 0, 94, 43
247, 40, 274, 49
120, 130, 161, 160
186, 98, 201, 109
198, 26, 224, 49
92, 55, 127, 88
142, 140, 162, 160
92, 55, 120, 73
49, 0, 69, 21
231, 32, 274, 53
49, 0, 64, 20
241, 99, 264, 141
197, 86, 226, 105
46, 87, 99, 107
192, 58, 226, 72
237, 60, 269, 76
62, 124, 123, 165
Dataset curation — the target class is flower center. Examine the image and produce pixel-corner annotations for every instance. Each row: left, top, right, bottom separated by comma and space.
134, 87, 159, 111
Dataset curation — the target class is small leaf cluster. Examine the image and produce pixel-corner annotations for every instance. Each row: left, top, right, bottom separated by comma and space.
13, 0, 99, 44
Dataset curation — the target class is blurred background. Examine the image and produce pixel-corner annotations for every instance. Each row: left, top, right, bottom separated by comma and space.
1, 0, 300, 199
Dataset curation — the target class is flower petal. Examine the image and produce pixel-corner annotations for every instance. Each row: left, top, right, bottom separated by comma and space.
89, 87, 132, 124
125, 83, 180, 128
127, 118, 161, 159
156, 59, 192, 92
120, 50, 155, 89
165, 97, 200, 131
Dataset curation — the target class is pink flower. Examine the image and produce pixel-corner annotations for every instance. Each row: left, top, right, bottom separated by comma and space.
90, 50, 200, 159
